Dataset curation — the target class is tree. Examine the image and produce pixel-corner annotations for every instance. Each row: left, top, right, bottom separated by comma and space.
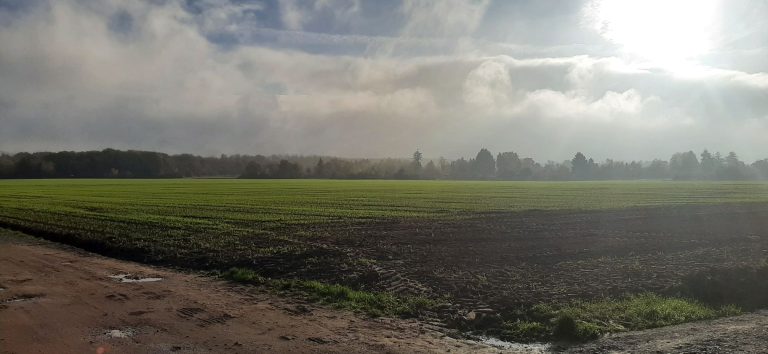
241, 162, 262, 178
0, 154, 14, 178
669, 151, 699, 180
314, 158, 326, 178
438, 157, 449, 175
726, 152, 740, 166
541, 160, 570, 180
474, 148, 495, 179
412, 150, 423, 168
646, 159, 669, 179
520, 157, 538, 179
449, 158, 472, 179
496, 152, 522, 179
1, 147, 767, 181
571, 152, 589, 180
753, 159, 768, 180
275, 160, 302, 178
724, 152, 746, 180
422, 160, 440, 179
699, 150, 718, 179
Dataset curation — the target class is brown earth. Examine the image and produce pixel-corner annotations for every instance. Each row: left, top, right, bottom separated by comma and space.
4, 202, 768, 353
0, 236, 511, 354
307, 203, 768, 316
5, 203, 768, 324
568, 310, 768, 353
4, 231, 768, 353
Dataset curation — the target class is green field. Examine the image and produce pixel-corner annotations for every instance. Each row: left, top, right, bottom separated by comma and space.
3, 179, 768, 221
1, 179, 767, 266
0, 179, 767, 257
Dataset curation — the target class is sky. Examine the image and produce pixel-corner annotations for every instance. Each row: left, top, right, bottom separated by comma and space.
0, 0, 767, 161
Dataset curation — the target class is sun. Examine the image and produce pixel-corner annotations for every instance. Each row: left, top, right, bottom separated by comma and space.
588, 0, 718, 68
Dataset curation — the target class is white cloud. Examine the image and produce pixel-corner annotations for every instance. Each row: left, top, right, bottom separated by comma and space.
0, 0, 767, 161
463, 59, 515, 111
370, 0, 490, 57
399, 0, 490, 38
192, 0, 266, 35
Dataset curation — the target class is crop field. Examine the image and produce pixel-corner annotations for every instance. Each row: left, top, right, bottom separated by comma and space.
2, 179, 767, 225
2, 179, 768, 341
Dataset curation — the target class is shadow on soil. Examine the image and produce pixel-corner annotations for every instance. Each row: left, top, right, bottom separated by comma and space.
671, 262, 768, 311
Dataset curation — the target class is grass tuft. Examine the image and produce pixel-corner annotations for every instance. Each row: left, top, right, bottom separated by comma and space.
500, 293, 741, 342
222, 267, 436, 317
222, 267, 267, 284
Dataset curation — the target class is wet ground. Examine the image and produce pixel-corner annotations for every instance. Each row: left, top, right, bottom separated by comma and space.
4, 232, 768, 353
0, 234, 506, 354
568, 310, 768, 353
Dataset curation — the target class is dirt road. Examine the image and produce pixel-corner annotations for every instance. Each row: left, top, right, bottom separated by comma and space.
0, 235, 505, 354
568, 310, 768, 353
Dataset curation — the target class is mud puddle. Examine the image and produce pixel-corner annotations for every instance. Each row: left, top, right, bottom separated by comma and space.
476, 336, 551, 353
2, 293, 44, 304
104, 328, 135, 339
109, 274, 163, 283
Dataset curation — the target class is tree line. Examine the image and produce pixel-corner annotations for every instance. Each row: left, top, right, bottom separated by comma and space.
1, 148, 767, 180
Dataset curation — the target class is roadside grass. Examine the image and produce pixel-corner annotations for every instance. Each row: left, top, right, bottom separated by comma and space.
225, 266, 743, 343
222, 267, 436, 318
499, 293, 741, 342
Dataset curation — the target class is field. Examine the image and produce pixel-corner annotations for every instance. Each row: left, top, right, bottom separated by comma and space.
2, 179, 768, 341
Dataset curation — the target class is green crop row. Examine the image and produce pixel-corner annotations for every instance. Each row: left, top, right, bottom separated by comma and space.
1, 179, 767, 267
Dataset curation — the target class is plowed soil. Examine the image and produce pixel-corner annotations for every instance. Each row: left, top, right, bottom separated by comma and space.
311, 203, 768, 316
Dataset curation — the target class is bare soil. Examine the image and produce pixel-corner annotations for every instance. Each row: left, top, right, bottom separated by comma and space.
4, 237, 768, 353
0, 238, 504, 354
308, 203, 768, 316
4, 202, 768, 352
568, 310, 768, 353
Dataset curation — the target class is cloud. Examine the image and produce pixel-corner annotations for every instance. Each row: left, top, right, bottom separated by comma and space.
368, 0, 490, 57
0, 0, 767, 162
399, 0, 489, 38
278, 0, 362, 32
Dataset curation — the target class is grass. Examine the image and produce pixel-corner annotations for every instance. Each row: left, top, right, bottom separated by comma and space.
0, 179, 767, 267
499, 293, 741, 342
2, 180, 767, 229
2, 180, 768, 224
222, 267, 436, 317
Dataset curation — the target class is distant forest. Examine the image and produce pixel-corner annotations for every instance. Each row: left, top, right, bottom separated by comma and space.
1, 148, 768, 181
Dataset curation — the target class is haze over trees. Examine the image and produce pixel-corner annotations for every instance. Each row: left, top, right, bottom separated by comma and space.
1, 148, 767, 181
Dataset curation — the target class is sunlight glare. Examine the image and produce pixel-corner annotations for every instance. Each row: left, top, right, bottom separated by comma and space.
589, 0, 718, 69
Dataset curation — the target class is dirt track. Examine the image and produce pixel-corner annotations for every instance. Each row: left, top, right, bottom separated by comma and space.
569, 310, 768, 353
0, 237, 508, 354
